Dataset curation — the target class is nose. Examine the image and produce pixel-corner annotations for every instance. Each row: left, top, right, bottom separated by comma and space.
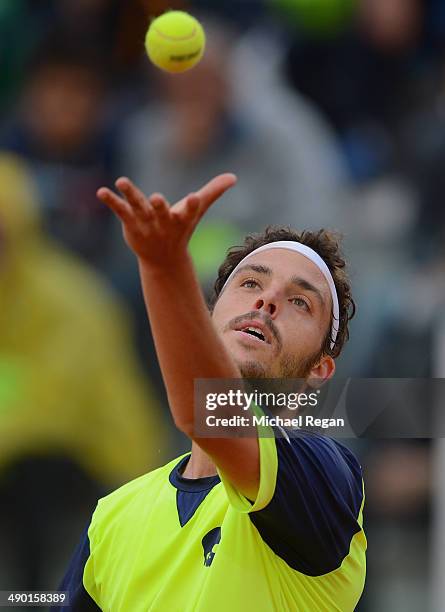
254, 294, 278, 318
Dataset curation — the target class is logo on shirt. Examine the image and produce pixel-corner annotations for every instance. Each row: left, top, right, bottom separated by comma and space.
202, 527, 221, 567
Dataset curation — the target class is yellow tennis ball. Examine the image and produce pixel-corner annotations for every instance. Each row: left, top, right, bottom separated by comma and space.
145, 11, 206, 74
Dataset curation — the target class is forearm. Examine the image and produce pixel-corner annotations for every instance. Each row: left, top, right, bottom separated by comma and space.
98, 173, 260, 496
138, 254, 240, 433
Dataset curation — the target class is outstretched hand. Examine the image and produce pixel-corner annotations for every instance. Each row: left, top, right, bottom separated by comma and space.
97, 173, 237, 268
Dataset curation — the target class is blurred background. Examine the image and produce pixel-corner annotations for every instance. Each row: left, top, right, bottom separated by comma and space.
0, 0, 444, 610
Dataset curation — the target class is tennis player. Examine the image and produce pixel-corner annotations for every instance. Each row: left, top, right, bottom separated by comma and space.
54, 173, 366, 611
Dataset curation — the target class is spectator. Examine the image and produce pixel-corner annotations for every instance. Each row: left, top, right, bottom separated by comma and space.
281, 0, 431, 181
0, 37, 117, 268
0, 152, 168, 588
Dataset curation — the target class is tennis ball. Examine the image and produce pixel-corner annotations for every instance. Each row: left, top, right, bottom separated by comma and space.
145, 11, 206, 74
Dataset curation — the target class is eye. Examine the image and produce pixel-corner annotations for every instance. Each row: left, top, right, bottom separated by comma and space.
291, 296, 310, 311
241, 278, 260, 289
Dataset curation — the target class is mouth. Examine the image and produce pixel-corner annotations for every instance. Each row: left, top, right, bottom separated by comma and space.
234, 322, 271, 344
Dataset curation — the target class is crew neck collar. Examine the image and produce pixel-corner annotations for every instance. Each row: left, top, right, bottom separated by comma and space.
169, 454, 221, 493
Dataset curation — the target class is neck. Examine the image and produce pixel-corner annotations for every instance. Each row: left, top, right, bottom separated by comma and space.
182, 442, 217, 479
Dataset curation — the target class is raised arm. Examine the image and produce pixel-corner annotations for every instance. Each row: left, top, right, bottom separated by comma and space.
97, 174, 260, 500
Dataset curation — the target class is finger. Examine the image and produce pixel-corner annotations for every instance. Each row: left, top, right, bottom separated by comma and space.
195, 173, 237, 217
172, 174, 237, 219
115, 177, 150, 215
97, 187, 133, 223
173, 193, 200, 225
149, 192, 171, 225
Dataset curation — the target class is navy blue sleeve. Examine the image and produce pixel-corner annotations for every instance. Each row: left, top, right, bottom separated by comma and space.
51, 524, 100, 611
250, 431, 364, 576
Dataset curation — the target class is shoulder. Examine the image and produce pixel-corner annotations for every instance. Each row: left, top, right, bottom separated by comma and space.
250, 431, 364, 576
282, 430, 363, 502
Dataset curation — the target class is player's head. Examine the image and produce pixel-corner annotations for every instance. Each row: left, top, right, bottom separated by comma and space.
22, 36, 105, 156
210, 226, 355, 382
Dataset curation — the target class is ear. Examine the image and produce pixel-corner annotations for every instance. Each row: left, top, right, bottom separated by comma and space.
307, 355, 335, 388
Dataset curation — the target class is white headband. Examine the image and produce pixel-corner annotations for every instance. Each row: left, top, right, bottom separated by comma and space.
222, 240, 339, 350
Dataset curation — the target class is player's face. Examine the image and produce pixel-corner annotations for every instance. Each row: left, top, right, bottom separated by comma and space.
212, 249, 335, 379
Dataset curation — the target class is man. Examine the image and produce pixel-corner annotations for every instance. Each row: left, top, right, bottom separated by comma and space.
55, 173, 366, 611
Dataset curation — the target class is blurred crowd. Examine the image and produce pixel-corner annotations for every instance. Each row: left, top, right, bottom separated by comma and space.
0, 0, 443, 610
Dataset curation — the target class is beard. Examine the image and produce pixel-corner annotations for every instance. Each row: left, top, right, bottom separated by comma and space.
238, 360, 267, 379
237, 346, 322, 380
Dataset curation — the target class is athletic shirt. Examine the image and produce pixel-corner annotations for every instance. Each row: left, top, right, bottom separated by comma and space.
55, 429, 366, 611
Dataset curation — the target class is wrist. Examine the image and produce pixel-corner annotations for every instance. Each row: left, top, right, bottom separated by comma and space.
137, 250, 194, 278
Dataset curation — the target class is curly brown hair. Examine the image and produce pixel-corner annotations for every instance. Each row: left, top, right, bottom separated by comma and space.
209, 226, 355, 359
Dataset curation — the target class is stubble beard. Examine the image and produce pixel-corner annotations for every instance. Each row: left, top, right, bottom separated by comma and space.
237, 347, 322, 380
